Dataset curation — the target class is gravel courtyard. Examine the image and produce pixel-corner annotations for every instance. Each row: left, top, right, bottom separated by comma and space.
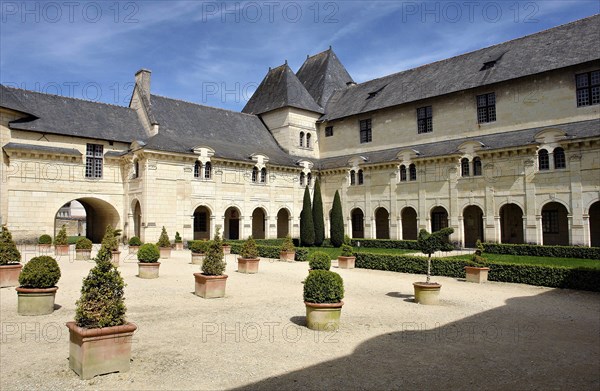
1, 248, 598, 390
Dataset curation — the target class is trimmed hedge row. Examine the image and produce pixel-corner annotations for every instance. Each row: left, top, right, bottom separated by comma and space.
221, 238, 290, 247
229, 244, 309, 262
349, 239, 420, 250
482, 242, 600, 259
355, 252, 600, 292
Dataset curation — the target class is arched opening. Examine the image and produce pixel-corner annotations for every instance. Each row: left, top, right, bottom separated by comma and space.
463, 205, 484, 247
430, 206, 448, 233
542, 202, 569, 246
375, 207, 390, 239
277, 209, 290, 238
409, 164, 417, 181
306, 133, 311, 148
399, 165, 407, 182
350, 170, 356, 186
299, 132, 304, 147
401, 207, 418, 240
54, 198, 120, 243
357, 170, 364, 185
224, 207, 241, 240
590, 201, 600, 247
193, 206, 211, 240
538, 149, 549, 170
132, 200, 142, 239
461, 158, 470, 177
252, 208, 266, 239
351, 208, 364, 238
500, 203, 524, 244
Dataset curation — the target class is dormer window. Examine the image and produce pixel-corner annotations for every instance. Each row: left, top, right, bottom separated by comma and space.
300, 172, 305, 186
367, 85, 386, 99
409, 164, 417, 181
299, 132, 304, 147
194, 161, 201, 178
400, 165, 407, 182
538, 149, 549, 170
306, 133, 311, 149
132, 159, 139, 179
357, 170, 364, 185
252, 167, 258, 182
260, 168, 267, 183
473, 157, 482, 176
554, 147, 566, 169
480, 61, 496, 71
461, 158, 470, 177
350, 170, 356, 186
307, 173, 312, 186
204, 162, 212, 179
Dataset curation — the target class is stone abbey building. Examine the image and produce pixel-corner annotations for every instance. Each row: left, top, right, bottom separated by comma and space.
1, 15, 599, 247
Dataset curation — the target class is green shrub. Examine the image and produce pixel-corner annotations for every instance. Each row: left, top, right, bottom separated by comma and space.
75, 238, 93, 250
202, 228, 225, 276
137, 243, 160, 263
482, 242, 600, 260
417, 227, 454, 283
349, 238, 420, 250
308, 251, 331, 270
190, 240, 209, 254
75, 247, 127, 328
300, 186, 315, 246
175, 232, 182, 243
303, 270, 344, 303
38, 234, 52, 245
340, 244, 354, 257
229, 243, 308, 261
330, 190, 344, 247
157, 226, 171, 248
281, 235, 295, 252
129, 236, 142, 246
18, 256, 61, 288
240, 236, 259, 259
101, 225, 119, 252
54, 225, 68, 246
0, 226, 21, 265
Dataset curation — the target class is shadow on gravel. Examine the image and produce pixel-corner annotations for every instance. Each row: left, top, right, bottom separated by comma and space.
232, 290, 600, 390
289, 316, 306, 327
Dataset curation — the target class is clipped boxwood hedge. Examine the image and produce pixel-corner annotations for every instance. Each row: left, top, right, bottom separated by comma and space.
223, 238, 287, 247
355, 252, 600, 292
482, 242, 600, 260
228, 243, 309, 261
349, 239, 420, 250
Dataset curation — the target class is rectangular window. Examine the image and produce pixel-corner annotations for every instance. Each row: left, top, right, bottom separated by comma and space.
576, 70, 600, 107
542, 210, 559, 234
417, 106, 433, 134
325, 126, 334, 137
359, 119, 372, 144
85, 144, 103, 178
477, 93, 496, 123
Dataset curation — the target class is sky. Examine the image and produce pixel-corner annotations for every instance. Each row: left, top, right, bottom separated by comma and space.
1, 0, 598, 112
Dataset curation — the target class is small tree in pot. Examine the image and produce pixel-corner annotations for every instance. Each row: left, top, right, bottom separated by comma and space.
280, 235, 295, 262
16, 256, 61, 315
54, 225, 69, 256
338, 235, 355, 269
128, 236, 142, 255
174, 231, 183, 250
303, 270, 344, 331
38, 234, 52, 252
308, 251, 331, 272
464, 240, 490, 283
137, 243, 160, 279
0, 225, 22, 288
157, 226, 171, 259
413, 227, 454, 305
237, 236, 260, 274
190, 240, 209, 265
102, 225, 121, 266
194, 228, 227, 298
75, 238, 92, 260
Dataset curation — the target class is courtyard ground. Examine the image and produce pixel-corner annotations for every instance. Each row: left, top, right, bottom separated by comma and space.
0, 247, 598, 390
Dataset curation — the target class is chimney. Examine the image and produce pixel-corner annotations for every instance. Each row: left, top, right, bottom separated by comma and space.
135, 69, 151, 100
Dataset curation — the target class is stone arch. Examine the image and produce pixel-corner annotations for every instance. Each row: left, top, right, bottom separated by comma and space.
224, 206, 242, 240
252, 207, 267, 239
351, 208, 364, 238
276, 208, 291, 238
401, 206, 418, 240
463, 205, 484, 247
374, 207, 390, 239
131, 199, 142, 239
193, 205, 212, 240
499, 203, 524, 244
541, 201, 569, 246
54, 197, 120, 243
589, 201, 600, 247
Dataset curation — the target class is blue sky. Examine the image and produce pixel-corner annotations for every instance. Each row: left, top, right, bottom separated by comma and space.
1, 1, 598, 111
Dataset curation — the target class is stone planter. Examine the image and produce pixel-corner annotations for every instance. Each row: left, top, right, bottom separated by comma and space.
159, 247, 171, 259
138, 262, 160, 279
413, 282, 442, 305
38, 244, 52, 253
55, 244, 69, 256
129, 246, 140, 255
222, 245, 231, 255
237, 257, 260, 274
76, 249, 91, 260
111, 251, 121, 267
194, 273, 228, 298
66, 321, 137, 380
16, 286, 58, 315
337, 256, 355, 269
280, 251, 295, 262
465, 266, 490, 283
305, 301, 344, 331
0, 264, 23, 288
175, 242, 183, 251
191, 253, 205, 265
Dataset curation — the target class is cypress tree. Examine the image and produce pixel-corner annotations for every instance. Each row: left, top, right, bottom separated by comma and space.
300, 186, 315, 246
330, 190, 345, 247
312, 179, 325, 246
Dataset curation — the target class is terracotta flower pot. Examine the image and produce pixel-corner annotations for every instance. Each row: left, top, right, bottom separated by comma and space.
16, 286, 58, 315
338, 256, 355, 269
194, 273, 228, 298
305, 301, 344, 331
55, 244, 69, 256
138, 262, 160, 279
222, 245, 231, 255
0, 264, 22, 288
159, 247, 171, 259
129, 246, 140, 255
66, 321, 137, 380
76, 249, 91, 260
237, 257, 260, 274
280, 251, 295, 262
175, 242, 183, 251
38, 243, 52, 253
111, 251, 121, 267
191, 253, 205, 265
464, 266, 490, 283
413, 282, 442, 305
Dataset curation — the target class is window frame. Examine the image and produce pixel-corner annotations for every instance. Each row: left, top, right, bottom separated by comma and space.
399, 165, 407, 182
325, 126, 334, 137
542, 210, 559, 234
85, 143, 103, 179
359, 119, 372, 144
417, 106, 433, 134
553, 147, 566, 169
204, 162, 212, 179
306, 133, 311, 149
538, 149, 549, 171
252, 167, 258, 183
473, 157, 482, 176
476, 92, 497, 124
260, 167, 267, 183
350, 170, 356, 186
299, 132, 304, 147
461, 158, 470, 177
409, 164, 417, 181
357, 169, 364, 185
299, 172, 305, 186
576, 70, 600, 107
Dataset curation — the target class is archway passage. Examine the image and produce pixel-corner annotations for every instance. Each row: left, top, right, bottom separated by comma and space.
132, 200, 142, 239
351, 208, 364, 238
542, 202, 569, 246
277, 209, 290, 238
224, 207, 240, 240
500, 204, 524, 244
431, 206, 448, 233
590, 202, 600, 247
193, 206, 211, 240
54, 198, 120, 243
252, 208, 266, 239
375, 207, 390, 239
401, 207, 418, 240
463, 205, 484, 247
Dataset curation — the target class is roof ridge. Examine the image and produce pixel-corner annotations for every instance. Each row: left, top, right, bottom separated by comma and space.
150, 93, 260, 118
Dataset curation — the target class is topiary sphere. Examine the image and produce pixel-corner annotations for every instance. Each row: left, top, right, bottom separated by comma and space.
75, 238, 93, 250
38, 234, 52, 245
137, 243, 160, 263
18, 256, 61, 288
129, 236, 142, 246
190, 241, 208, 254
308, 251, 331, 271
303, 270, 344, 304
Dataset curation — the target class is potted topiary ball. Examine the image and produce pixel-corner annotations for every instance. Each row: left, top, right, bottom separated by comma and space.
194, 228, 227, 298
137, 243, 160, 279
38, 234, 52, 252
75, 238, 93, 260
338, 243, 355, 269
102, 225, 121, 267
157, 226, 171, 259
54, 225, 69, 256
303, 270, 344, 331
16, 256, 61, 315
237, 236, 260, 274
174, 231, 183, 251
280, 235, 295, 262
190, 240, 209, 265
66, 246, 136, 379
0, 225, 23, 288
413, 227, 454, 305
128, 236, 142, 254
464, 240, 490, 283
308, 251, 331, 272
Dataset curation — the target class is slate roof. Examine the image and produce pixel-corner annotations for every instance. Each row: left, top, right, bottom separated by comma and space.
242, 63, 324, 115
145, 95, 300, 166
0, 85, 35, 116
316, 119, 600, 170
321, 14, 600, 121
1, 86, 146, 143
2, 142, 82, 157
296, 48, 354, 108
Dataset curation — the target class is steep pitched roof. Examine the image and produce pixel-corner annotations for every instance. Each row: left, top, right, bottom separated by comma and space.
2, 86, 146, 143
145, 95, 300, 166
242, 63, 323, 115
0, 84, 35, 116
322, 14, 600, 121
296, 48, 354, 107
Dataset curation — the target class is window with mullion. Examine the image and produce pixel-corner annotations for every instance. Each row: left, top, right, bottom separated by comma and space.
359, 119, 372, 143
417, 106, 433, 134
85, 144, 103, 178
476, 93, 496, 123
576, 70, 600, 107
